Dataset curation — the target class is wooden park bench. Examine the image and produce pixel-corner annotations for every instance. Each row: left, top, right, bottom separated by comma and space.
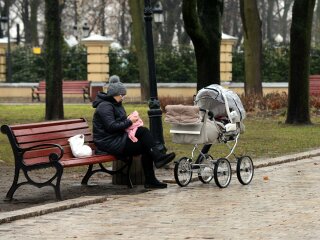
309, 75, 320, 96
1, 118, 133, 201
31, 80, 91, 102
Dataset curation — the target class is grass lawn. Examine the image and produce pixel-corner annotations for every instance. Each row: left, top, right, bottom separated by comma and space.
1, 104, 320, 165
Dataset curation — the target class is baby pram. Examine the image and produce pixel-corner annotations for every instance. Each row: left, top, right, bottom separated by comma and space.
165, 84, 254, 188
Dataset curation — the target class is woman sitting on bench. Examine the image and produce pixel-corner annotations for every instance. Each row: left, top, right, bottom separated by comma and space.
92, 75, 175, 189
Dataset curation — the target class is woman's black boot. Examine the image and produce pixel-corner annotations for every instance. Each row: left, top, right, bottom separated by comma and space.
149, 147, 176, 168
141, 154, 167, 189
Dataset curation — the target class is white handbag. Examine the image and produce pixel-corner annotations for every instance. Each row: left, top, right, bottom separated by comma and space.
68, 134, 93, 158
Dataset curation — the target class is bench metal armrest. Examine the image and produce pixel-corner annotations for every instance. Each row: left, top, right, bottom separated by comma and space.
21, 143, 64, 162
31, 86, 39, 93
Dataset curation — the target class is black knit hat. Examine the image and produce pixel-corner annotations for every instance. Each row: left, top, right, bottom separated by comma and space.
106, 75, 127, 96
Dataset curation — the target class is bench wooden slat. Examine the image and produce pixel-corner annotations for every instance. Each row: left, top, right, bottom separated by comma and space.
23, 143, 96, 159
16, 129, 92, 144
23, 157, 50, 166
13, 122, 89, 136
60, 155, 117, 168
19, 135, 94, 149
10, 119, 85, 130
23, 146, 72, 160
310, 75, 320, 95
23, 154, 116, 168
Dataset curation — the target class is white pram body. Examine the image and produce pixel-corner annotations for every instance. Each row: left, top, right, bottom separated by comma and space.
165, 84, 254, 188
165, 84, 246, 146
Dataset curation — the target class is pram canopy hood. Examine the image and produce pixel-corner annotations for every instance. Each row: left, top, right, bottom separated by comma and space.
195, 84, 246, 122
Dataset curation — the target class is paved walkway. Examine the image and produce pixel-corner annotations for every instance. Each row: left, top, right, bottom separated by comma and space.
0, 153, 319, 239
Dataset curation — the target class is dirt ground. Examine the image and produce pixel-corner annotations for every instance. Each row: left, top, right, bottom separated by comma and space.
0, 163, 174, 213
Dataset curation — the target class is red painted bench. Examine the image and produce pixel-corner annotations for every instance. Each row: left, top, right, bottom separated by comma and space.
310, 75, 320, 96
32, 80, 91, 102
1, 118, 133, 201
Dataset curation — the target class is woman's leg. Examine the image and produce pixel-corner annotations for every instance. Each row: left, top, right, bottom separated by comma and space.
132, 127, 176, 168
123, 127, 155, 155
141, 154, 167, 188
123, 128, 167, 188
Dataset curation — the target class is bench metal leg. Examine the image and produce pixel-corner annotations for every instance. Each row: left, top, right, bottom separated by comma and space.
54, 165, 63, 200
31, 92, 40, 102
81, 157, 133, 188
5, 163, 64, 201
81, 164, 94, 185
4, 166, 21, 201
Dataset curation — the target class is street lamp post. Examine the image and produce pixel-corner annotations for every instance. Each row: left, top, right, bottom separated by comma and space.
144, 0, 166, 152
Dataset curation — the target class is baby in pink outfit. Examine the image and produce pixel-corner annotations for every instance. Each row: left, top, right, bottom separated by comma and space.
126, 111, 143, 142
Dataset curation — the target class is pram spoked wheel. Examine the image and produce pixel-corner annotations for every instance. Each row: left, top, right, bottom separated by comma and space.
174, 157, 192, 187
236, 156, 254, 185
196, 154, 214, 184
214, 158, 232, 188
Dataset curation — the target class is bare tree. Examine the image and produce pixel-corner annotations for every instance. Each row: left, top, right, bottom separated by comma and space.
160, 0, 181, 46
119, 0, 130, 47
266, 0, 275, 42
182, 0, 223, 91
128, 0, 149, 100
223, 0, 241, 37
240, 0, 263, 96
286, 0, 315, 124
274, 0, 294, 43
44, 0, 64, 120
313, 0, 320, 45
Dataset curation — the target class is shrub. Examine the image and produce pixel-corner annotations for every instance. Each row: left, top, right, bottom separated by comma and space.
155, 45, 197, 83
233, 44, 290, 83
160, 92, 320, 114
233, 44, 320, 83
109, 45, 197, 83
62, 45, 87, 80
11, 45, 87, 83
108, 47, 139, 83
11, 46, 45, 82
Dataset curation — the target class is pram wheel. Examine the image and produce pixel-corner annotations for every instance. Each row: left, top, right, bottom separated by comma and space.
196, 154, 214, 184
214, 158, 232, 188
237, 156, 254, 185
174, 157, 193, 187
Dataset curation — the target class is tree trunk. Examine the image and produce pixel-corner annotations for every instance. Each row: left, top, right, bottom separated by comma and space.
161, 0, 181, 46
182, 0, 223, 91
22, 0, 32, 45
267, 0, 275, 42
240, 0, 263, 96
100, 0, 106, 36
44, 0, 64, 120
120, 0, 129, 47
129, 0, 149, 101
280, 1, 293, 43
314, 0, 320, 46
286, 0, 315, 125
30, 0, 40, 46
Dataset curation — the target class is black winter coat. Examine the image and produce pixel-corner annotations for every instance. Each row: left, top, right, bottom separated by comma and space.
92, 92, 132, 155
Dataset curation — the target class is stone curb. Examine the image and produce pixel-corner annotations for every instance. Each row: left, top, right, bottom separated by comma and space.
0, 196, 108, 224
254, 148, 320, 168
1, 149, 320, 225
